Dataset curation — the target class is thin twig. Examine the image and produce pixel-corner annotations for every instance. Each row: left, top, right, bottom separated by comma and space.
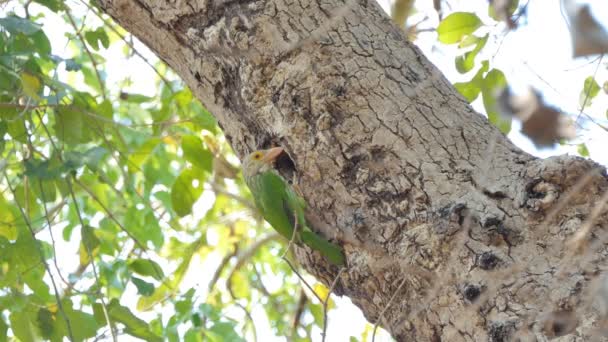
322, 267, 345, 342
291, 289, 307, 339
281, 256, 325, 305
65, 9, 107, 100
37, 180, 71, 288
4, 173, 75, 341
576, 55, 603, 124
224, 233, 280, 290
77, 0, 175, 93
371, 277, 407, 342
66, 177, 117, 342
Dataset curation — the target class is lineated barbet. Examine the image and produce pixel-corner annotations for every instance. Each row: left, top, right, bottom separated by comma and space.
242, 147, 345, 266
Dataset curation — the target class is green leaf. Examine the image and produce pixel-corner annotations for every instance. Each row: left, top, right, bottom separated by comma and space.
182, 135, 213, 173
0, 16, 42, 35
454, 60, 489, 102
120, 92, 154, 103
79, 225, 100, 265
580, 76, 600, 108
36, 308, 54, 339
0, 194, 18, 241
191, 104, 217, 132
53, 107, 83, 144
105, 299, 163, 342
132, 277, 155, 296
437, 12, 482, 44
230, 271, 251, 299
184, 329, 204, 342
62, 147, 108, 173
20, 72, 42, 99
171, 167, 206, 217
60, 301, 99, 340
207, 322, 245, 342
128, 258, 165, 281
482, 68, 511, 134
30, 30, 51, 56
6, 119, 27, 143
128, 138, 161, 173
84, 27, 110, 51
577, 143, 590, 157
33, 0, 65, 11
0, 317, 7, 342
10, 310, 39, 342
455, 34, 488, 74
32, 179, 57, 203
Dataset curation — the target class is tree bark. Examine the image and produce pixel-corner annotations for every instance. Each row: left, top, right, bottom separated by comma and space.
98, 0, 608, 340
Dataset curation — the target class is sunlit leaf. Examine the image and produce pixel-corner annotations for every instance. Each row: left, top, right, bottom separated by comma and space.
171, 167, 206, 217
455, 34, 488, 74
182, 135, 213, 173
20, 72, 42, 99
580, 76, 600, 108
454, 60, 489, 102
578, 143, 590, 157
437, 12, 482, 44
105, 299, 163, 341
84, 27, 110, 51
128, 258, 165, 281
0, 194, 18, 241
128, 138, 161, 173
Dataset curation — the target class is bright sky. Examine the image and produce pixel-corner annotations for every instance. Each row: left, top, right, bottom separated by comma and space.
3, 0, 608, 341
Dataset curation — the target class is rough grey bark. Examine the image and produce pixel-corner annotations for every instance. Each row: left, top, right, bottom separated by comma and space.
99, 0, 608, 340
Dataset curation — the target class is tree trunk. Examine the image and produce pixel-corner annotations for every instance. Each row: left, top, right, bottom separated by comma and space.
98, 0, 608, 340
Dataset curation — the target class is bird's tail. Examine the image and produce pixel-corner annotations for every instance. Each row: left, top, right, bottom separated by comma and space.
300, 230, 345, 266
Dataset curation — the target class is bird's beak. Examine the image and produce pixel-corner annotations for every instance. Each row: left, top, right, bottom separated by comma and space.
262, 147, 284, 164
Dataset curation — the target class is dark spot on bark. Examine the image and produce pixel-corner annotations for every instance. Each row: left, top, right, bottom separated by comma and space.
488, 320, 516, 342
194, 71, 202, 82
370, 147, 386, 162
213, 81, 223, 105
482, 189, 507, 199
478, 251, 501, 270
341, 154, 365, 182
258, 134, 274, 149
483, 217, 502, 228
543, 311, 578, 338
272, 91, 280, 104
438, 203, 467, 225
291, 93, 301, 109
463, 284, 481, 302
353, 211, 365, 225
525, 178, 545, 199
333, 85, 346, 97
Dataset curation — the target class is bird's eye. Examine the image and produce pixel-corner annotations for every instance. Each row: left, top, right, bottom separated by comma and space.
253, 152, 262, 160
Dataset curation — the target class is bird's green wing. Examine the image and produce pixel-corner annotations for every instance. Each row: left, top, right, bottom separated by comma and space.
252, 171, 298, 240
253, 171, 345, 266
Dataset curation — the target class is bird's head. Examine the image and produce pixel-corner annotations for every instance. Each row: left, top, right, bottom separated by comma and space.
241, 147, 284, 181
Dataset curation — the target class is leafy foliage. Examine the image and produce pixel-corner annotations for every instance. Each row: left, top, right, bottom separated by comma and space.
0, 1, 338, 340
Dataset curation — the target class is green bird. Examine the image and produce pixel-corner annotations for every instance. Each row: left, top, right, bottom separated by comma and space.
242, 147, 345, 266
